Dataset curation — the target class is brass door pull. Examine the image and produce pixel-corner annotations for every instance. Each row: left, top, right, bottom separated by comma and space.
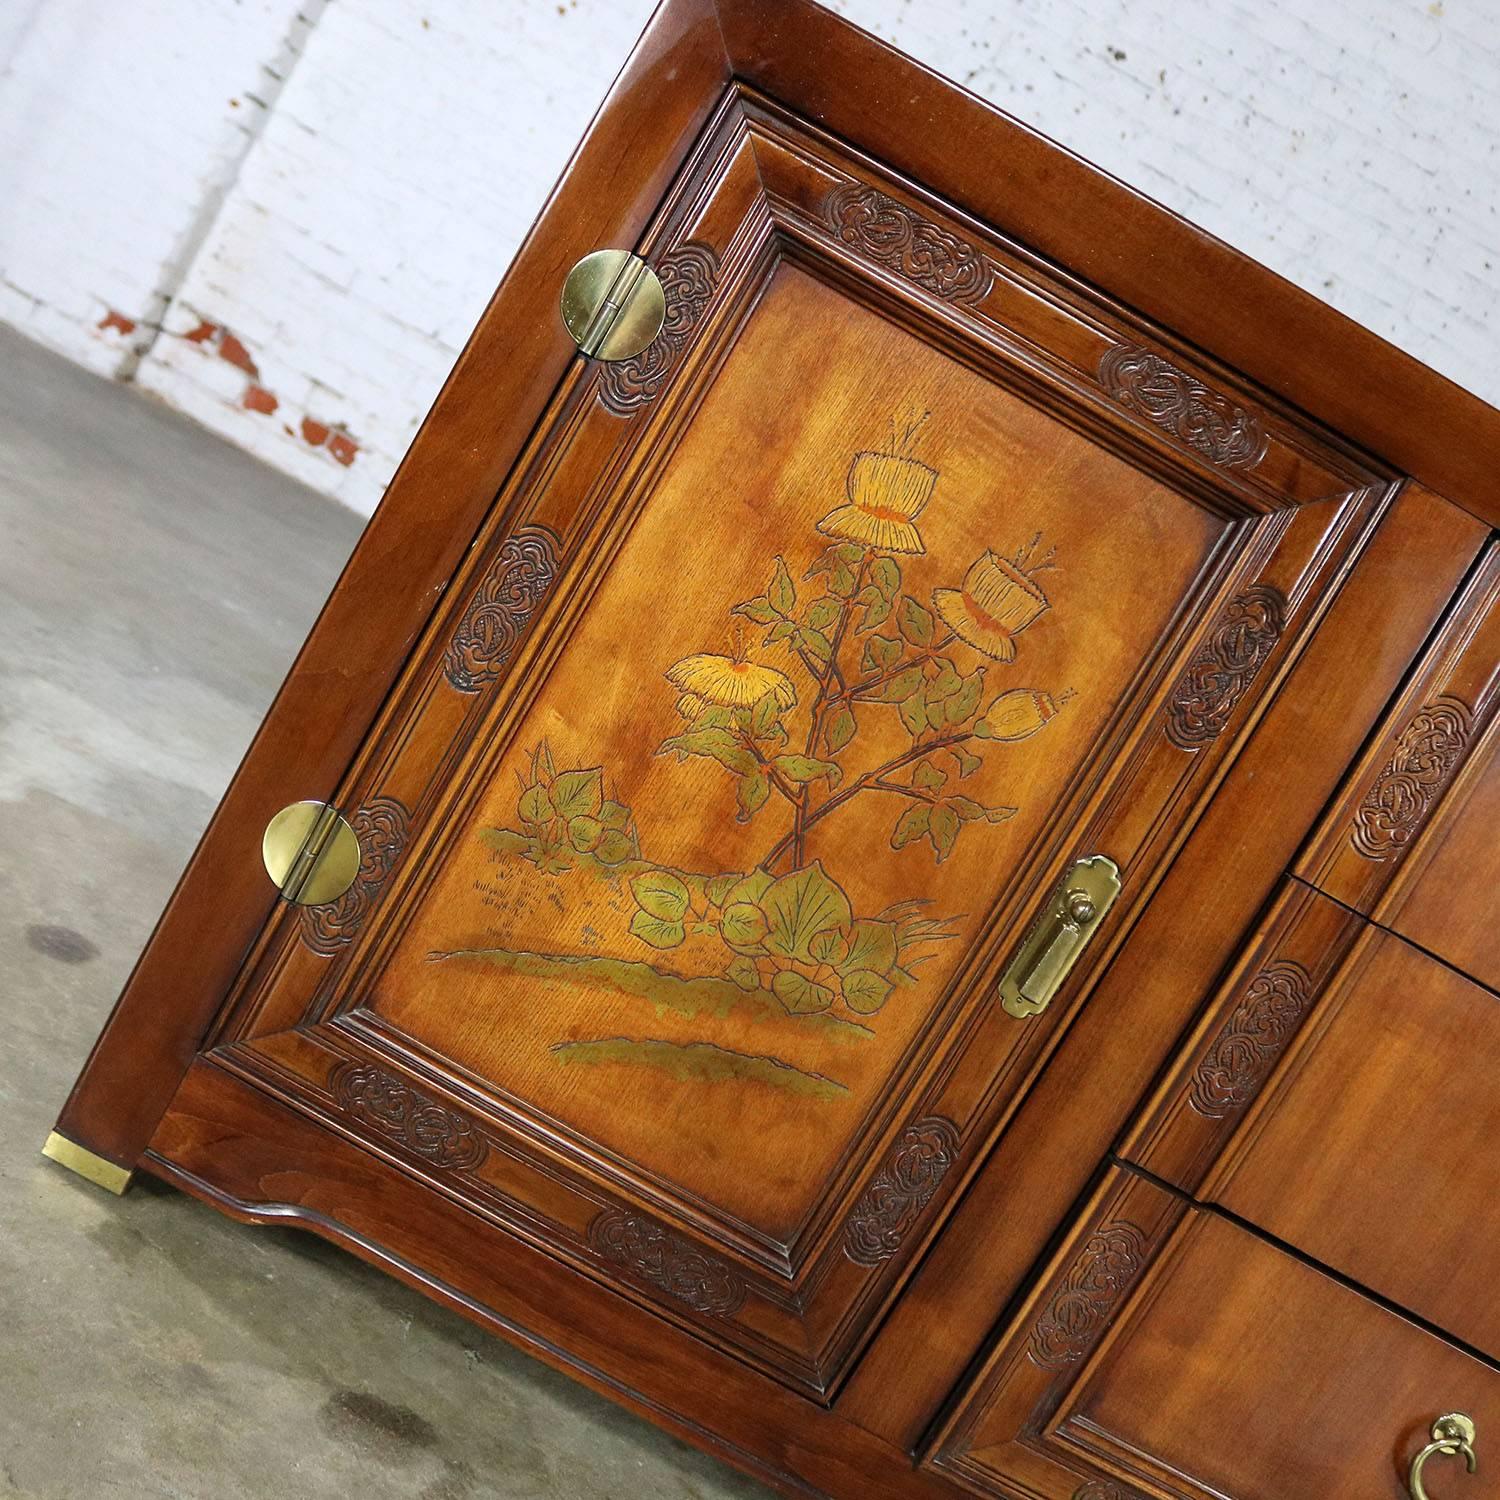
998, 855, 1120, 1019
1410, 1413, 1478, 1500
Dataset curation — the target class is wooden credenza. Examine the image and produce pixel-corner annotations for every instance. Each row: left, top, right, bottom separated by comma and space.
49, 3, 1500, 1497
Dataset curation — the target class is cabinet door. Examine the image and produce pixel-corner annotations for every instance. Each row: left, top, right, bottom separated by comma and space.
929, 1167, 1500, 1500
75, 91, 1397, 1398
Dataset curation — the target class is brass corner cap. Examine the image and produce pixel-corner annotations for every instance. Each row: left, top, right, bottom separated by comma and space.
42, 1131, 134, 1195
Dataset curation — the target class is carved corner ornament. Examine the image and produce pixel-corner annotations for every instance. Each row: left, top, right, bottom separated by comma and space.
823, 181, 993, 305
1165, 583, 1287, 750
598, 242, 720, 415
843, 1115, 962, 1266
1099, 343, 1268, 471
329, 1061, 488, 1171
1189, 960, 1312, 1119
300, 796, 410, 956
443, 525, 560, 694
1074, 1476, 1140, 1500
589, 1209, 746, 1318
1350, 695, 1473, 860
1074, 1483, 1145, 1500
1028, 1220, 1147, 1370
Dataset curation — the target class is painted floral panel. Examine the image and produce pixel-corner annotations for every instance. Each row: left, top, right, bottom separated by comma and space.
370, 267, 1222, 1236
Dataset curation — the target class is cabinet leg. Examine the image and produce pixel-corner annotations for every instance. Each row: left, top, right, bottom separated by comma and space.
41, 1131, 134, 1195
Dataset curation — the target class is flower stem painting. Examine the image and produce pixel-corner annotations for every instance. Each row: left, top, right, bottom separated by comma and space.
431, 414, 1070, 1099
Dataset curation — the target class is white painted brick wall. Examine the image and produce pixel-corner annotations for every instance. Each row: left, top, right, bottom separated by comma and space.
1, 1, 1495, 516
134, 0, 653, 513
0, 0, 308, 377
831, 0, 1498, 408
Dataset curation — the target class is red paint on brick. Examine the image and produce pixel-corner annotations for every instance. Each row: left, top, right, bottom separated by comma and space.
328, 432, 358, 466
218, 332, 258, 376
183, 319, 218, 344
97, 309, 136, 336
300, 416, 330, 447
242, 384, 278, 415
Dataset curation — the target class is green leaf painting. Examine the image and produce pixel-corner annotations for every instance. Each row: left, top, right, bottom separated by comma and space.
759, 863, 853, 964
550, 767, 603, 820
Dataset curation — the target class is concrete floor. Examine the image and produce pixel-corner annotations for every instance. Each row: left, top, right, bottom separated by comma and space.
0, 326, 771, 1500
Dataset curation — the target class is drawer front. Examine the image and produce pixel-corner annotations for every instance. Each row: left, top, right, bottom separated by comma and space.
1124, 878, 1500, 1358
928, 1166, 1498, 1500
1380, 726, 1500, 993
1297, 541, 1500, 991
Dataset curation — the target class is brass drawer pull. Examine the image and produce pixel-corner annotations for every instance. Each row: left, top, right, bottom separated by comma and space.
998, 854, 1120, 1019
1410, 1413, 1478, 1500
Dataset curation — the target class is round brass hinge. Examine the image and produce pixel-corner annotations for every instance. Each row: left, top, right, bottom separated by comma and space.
262, 801, 361, 906
560, 249, 665, 361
